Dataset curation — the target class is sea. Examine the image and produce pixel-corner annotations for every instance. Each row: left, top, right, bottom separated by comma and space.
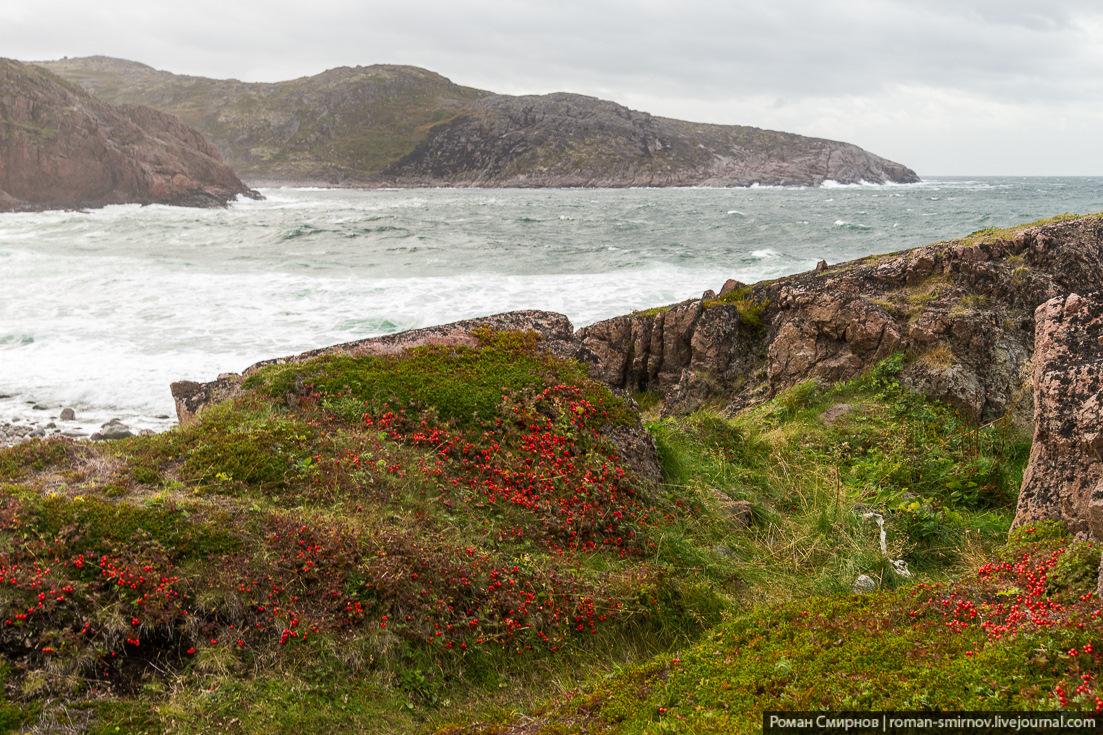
1, 177, 1101, 437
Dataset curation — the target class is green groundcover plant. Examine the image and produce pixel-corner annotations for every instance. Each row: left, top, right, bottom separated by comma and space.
0, 325, 1070, 735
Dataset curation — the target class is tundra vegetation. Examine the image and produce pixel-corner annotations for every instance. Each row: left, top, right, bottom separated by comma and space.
1, 252, 1100, 734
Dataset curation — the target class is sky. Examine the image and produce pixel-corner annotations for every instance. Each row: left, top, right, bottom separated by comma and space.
6, 0, 1103, 177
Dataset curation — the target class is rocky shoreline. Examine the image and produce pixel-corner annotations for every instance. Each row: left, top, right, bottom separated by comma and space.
0, 405, 152, 449
168, 213, 1103, 545
1, 418, 80, 450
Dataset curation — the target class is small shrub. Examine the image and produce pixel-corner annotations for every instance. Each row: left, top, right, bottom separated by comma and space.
0, 439, 76, 481
710, 287, 768, 330
958, 293, 991, 311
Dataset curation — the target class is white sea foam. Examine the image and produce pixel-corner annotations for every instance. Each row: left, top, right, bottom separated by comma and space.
834, 219, 872, 230
824, 179, 921, 189
821, 179, 870, 188
750, 249, 781, 258
2, 179, 1099, 432
0, 258, 740, 426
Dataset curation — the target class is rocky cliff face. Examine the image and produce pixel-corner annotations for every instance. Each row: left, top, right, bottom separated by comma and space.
0, 58, 257, 212
383, 93, 919, 187
580, 215, 1103, 424
38, 57, 918, 188
578, 294, 758, 416
1012, 292, 1103, 539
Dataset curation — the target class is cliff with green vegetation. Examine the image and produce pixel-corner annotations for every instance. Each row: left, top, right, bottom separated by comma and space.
35, 56, 919, 188
4, 215, 1103, 733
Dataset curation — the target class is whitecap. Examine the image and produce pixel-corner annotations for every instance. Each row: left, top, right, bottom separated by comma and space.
834, 220, 872, 230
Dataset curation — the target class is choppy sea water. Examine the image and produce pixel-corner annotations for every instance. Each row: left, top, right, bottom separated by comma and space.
1, 177, 1101, 435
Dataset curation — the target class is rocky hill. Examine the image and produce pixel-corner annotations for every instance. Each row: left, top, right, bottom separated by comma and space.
0, 58, 258, 212
383, 92, 918, 187
36, 56, 919, 187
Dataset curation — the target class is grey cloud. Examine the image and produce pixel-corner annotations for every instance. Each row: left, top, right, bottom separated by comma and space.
8, 0, 1100, 104
4, 0, 1102, 174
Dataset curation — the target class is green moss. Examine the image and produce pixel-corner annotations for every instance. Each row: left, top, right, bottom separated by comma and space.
1047, 540, 1101, 597
82, 700, 161, 734
244, 329, 631, 430
160, 397, 324, 498
629, 300, 692, 319
0, 662, 39, 730
158, 666, 409, 734
963, 213, 1088, 245
0, 438, 78, 481
2, 488, 240, 558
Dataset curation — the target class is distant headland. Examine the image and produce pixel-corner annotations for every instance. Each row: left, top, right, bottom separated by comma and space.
35, 56, 920, 189
0, 58, 258, 213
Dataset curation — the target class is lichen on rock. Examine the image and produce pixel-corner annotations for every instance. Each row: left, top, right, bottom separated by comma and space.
1012, 291, 1103, 540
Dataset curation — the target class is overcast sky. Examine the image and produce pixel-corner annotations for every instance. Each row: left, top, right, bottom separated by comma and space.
7, 0, 1103, 176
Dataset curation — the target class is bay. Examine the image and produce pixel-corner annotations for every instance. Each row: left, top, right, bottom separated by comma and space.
1, 176, 1100, 434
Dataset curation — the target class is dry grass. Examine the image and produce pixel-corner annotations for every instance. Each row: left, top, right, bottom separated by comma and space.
914, 342, 953, 369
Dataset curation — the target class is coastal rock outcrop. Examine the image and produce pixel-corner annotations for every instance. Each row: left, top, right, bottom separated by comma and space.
578, 296, 758, 415
170, 309, 665, 489
1012, 292, 1103, 539
0, 58, 258, 212
581, 215, 1103, 422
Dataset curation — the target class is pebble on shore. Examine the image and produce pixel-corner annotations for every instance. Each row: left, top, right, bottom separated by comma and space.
0, 412, 135, 449
0, 421, 57, 449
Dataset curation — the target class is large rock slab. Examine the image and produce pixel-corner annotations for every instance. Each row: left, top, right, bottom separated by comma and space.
1012, 292, 1103, 538
0, 58, 257, 212
752, 223, 1098, 423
